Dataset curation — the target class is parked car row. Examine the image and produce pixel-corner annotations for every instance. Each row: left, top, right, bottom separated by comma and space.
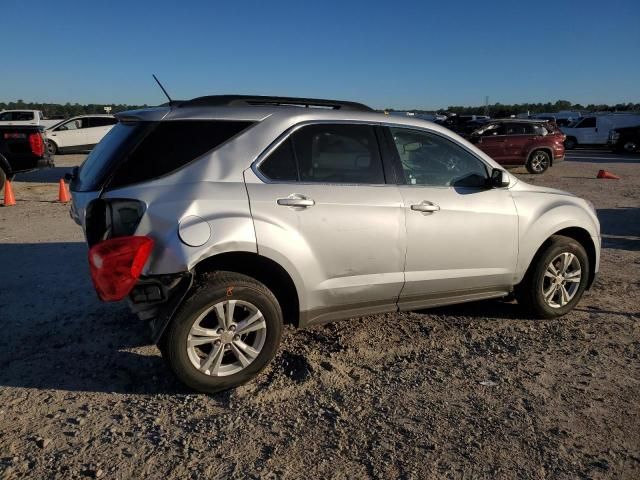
609, 125, 640, 153
469, 119, 565, 174
44, 115, 117, 155
0, 124, 53, 192
0, 109, 60, 128
561, 113, 640, 150
0, 110, 119, 156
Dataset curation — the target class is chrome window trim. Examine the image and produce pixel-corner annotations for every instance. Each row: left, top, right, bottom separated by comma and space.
252, 120, 496, 186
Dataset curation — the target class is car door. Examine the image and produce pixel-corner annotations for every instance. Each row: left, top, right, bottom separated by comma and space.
573, 117, 597, 144
383, 126, 519, 310
244, 122, 406, 323
503, 122, 533, 164
474, 124, 507, 163
49, 118, 88, 150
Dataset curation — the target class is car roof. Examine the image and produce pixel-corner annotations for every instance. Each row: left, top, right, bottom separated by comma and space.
490, 118, 551, 123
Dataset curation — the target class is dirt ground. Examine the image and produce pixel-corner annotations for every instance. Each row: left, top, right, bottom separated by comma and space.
0, 150, 638, 479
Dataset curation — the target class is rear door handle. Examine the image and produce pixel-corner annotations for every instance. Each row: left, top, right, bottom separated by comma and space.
277, 195, 315, 208
411, 201, 440, 213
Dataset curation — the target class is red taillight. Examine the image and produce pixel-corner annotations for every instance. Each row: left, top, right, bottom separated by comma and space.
29, 133, 44, 156
88, 236, 154, 302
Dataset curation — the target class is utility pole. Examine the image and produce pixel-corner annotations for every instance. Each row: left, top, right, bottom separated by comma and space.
484, 96, 489, 116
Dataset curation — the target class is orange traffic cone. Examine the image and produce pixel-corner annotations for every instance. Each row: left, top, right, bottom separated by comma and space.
58, 178, 71, 202
3, 180, 16, 206
597, 169, 620, 180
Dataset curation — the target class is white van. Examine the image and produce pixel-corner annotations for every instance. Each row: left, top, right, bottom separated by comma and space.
45, 115, 118, 155
561, 114, 640, 149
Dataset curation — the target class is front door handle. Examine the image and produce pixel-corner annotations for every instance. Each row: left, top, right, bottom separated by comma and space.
411, 201, 440, 213
277, 195, 315, 208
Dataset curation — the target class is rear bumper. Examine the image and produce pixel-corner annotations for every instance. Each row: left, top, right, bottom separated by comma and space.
127, 272, 193, 344
37, 155, 55, 169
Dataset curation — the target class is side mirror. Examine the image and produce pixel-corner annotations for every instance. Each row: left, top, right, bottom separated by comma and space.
489, 168, 510, 188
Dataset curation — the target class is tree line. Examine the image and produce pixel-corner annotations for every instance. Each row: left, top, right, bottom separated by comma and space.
3, 99, 639, 120
388, 100, 640, 118
0, 100, 149, 118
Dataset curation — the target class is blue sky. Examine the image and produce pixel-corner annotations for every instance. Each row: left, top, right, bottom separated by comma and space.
3, 0, 639, 109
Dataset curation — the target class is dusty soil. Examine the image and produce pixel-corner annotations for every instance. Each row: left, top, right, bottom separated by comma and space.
0, 151, 639, 479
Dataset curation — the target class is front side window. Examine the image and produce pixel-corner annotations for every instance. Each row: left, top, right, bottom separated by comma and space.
576, 117, 596, 128
389, 127, 488, 188
58, 119, 83, 131
476, 124, 505, 136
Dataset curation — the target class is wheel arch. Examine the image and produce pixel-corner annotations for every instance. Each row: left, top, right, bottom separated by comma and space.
0, 153, 12, 178
519, 226, 597, 290
528, 147, 554, 167
193, 251, 301, 327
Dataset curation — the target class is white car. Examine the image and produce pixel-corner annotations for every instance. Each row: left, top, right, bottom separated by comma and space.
45, 115, 118, 155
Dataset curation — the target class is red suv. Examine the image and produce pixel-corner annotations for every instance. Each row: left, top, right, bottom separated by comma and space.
469, 120, 565, 174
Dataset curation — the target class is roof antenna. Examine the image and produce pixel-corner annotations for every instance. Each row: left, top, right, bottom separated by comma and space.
152, 74, 173, 105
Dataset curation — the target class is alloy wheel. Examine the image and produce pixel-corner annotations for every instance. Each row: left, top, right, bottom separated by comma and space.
186, 299, 267, 376
541, 252, 582, 308
530, 152, 549, 173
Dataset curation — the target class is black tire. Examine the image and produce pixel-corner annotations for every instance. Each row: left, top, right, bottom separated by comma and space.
564, 137, 577, 150
515, 235, 590, 319
0, 167, 5, 195
161, 271, 283, 394
526, 150, 550, 174
47, 141, 58, 156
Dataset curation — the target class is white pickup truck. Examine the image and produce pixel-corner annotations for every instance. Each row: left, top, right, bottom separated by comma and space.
0, 110, 61, 128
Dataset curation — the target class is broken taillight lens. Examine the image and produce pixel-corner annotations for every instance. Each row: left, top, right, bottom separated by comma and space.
88, 236, 154, 301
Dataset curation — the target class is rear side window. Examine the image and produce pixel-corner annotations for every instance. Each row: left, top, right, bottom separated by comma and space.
504, 123, 532, 135
259, 123, 385, 184
89, 117, 118, 127
0, 111, 35, 121
293, 124, 384, 184
259, 139, 298, 181
108, 120, 254, 189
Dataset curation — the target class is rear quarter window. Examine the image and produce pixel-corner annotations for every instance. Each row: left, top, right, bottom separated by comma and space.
107, 120, 254, 189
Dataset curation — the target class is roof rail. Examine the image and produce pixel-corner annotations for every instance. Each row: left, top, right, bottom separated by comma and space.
177, 95, 374, 112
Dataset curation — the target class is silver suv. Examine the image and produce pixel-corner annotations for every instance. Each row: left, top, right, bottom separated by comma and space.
70, 95, 600, 393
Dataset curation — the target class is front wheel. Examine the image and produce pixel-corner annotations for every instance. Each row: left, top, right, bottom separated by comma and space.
161, 271, 283, 394
516, 235, 590, 318
526, 150, 550, 174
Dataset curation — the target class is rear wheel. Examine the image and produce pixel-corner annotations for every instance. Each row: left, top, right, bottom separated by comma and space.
564, 137, 577, 150
623, 141, 638, 153
0, 167, 5, 194
526, 150, 550, 174
47, 141, 58, 156
516, 235, 589, 318
161, 271, 283, 394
